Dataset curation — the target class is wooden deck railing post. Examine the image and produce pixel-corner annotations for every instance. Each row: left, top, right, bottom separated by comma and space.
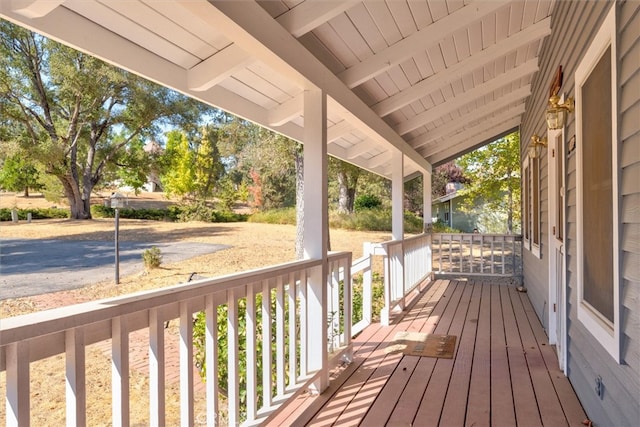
65, 328, 86, 427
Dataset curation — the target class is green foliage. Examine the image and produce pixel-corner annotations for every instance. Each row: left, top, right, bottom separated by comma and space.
431, 220, 461, 233
160, 130, 197, 198
0, 154, 42, 195
90, 203, 247, 223
329, 209, 424, 233
90, 205, 176, 221
354, 194, 382, 211
457, 132, 521, 234
0, 21, 207, 219
142, 246, 162, 269
0, 207, 69, 221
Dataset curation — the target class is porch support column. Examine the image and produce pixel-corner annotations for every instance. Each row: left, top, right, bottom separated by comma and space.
392, 150, 405, 311
423, 169, 433, 275
392, 150, 404, 241
303, 86, 329, 393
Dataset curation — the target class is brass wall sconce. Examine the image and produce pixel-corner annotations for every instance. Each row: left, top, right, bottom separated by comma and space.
529, 134, 547, 159
546, 94, 574, 130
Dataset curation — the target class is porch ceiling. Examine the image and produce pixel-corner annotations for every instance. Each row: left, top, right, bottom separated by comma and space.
0, 0, 554, 178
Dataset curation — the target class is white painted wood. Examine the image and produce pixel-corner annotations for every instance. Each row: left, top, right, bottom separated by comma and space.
65, 328, 86, 427
205, 294, 219, 427
395, 58, 538, 135
547, 126, 563, 350
366, 151, 392, 169
245, 283, 257, 421
6, 341, 30, 426
338, 0, 509, 88
303, 87, 329, 392
426, 117, 521, 165
423, 170, 432, 230
111, 316, 129, 427
226, 289, 240, 426
10, 0, 63, 17
149, 308, 165, 427
269, 94, 303, 126
276, 0, 360, 38
409, 93, 529, 149
288, 273, 298, 385
298, 270, 308, 377
276, 276, 286, 396
392, 150, 404, 241
179, 302, 194, 426
327, 120, 354, 142
188, 44, 252, 91
261, 279, 273, 408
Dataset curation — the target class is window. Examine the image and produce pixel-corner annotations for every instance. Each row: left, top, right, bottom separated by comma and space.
576, 6, 619, 362
522, 154, 541, 257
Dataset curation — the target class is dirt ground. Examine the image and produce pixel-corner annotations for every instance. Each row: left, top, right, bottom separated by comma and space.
0, 192, 390, 425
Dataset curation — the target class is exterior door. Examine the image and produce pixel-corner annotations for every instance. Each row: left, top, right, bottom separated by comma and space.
548, 125, 567, 373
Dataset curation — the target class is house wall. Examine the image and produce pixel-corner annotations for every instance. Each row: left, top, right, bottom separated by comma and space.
520, 1, 640, 426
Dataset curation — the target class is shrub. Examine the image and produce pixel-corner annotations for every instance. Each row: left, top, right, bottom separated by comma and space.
248, 208, 296, 225
142, 246, 162, 269
354, 194, 382, 211
0, 207, 69, 221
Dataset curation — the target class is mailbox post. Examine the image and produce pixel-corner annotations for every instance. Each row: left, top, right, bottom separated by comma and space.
110, 192, 126, 284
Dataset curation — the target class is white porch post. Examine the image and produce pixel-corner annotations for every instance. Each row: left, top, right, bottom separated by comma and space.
423, 170, 432, 232
303, 86, 329, 393
392, 150, 405, 310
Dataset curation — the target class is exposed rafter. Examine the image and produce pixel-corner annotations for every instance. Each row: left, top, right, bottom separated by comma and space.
268, 94, 304, 126
371, 17, 551, 117
427, 118, 521, 166
276, 0, 360, 38
409, 87, 530, 149
395, 58, 538, 135
337, 0, 509, 88
187, 44, 252, 91
10, 0, 63, 18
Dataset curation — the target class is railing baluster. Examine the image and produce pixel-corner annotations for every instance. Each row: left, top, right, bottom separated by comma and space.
491, 237, 495, 275
179, 302, 194, 426
288, 273, 297, 385
246, 283, 257, 421
261, 279, 273, 408
112, 316, 129, 427
227, 290, 240, 426
6, 341, 30, 426
66, 328, 86, 427
205, 294, 219, 427
501, 237, 506, 275
149, 309, 165, 427
342, 257, 352, 355
298, 271, 308, 377
276, 276, 286, 396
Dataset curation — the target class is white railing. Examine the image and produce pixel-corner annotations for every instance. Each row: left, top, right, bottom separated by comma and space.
432, 233, 523, 277
369, 233, 433, 326
0, 253, 353, 427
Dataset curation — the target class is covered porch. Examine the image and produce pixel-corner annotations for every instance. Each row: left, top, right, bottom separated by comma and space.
270, 279, 586, 426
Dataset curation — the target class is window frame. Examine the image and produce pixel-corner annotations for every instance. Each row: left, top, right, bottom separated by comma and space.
522, 153, 541, 258
575, 5, 620, 362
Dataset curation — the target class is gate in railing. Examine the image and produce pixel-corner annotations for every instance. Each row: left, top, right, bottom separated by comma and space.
0, 253, 353, 426
431, 233, 523, 277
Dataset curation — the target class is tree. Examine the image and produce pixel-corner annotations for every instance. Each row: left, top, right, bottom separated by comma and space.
160, 130, 196, 198
457, 132, 521, 234
432, 161, 469, 198
0, 21, 205, 218
329, 158, 362, 214
0, 152, 42, 196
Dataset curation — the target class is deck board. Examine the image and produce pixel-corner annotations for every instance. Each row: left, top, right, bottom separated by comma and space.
266, 280, 587, 427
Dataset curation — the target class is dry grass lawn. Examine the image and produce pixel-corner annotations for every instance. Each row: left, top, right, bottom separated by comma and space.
0, 192, 391, 425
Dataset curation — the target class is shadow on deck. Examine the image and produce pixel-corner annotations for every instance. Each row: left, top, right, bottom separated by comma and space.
268, 279, 586, 426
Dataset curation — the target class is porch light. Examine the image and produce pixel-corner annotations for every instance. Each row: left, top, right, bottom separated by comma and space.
529, 134, 547, 159
546, 95, 574, 130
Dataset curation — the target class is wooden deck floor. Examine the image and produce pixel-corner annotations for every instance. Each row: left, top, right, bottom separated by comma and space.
267, 279, 587, 426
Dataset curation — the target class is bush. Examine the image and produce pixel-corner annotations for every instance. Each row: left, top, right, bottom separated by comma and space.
354, 194, 382, 211
0, 207, 69, 221
142, 246, 162, 269
90, 204, 247, 223
329, 209, 424, 233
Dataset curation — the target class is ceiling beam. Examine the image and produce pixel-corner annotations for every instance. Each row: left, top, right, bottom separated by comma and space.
366, 152, 393, 169
337, 0, 509, 88
427, 119, 520, 166
276, 0, 360, 38
421, 113, 523, 157
207, 0, 431, 173
347, 140, 377, 159
395, 58, 538, 135
371, 17, 552, 117
9, 0, 63, 18
268, 94, 303, 126
409, 86, 530, 149
187, 44, 252, 91
327, 120, 354, 142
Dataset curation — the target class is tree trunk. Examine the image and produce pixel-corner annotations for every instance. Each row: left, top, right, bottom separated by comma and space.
23, 187, 29, 197
337, 170, 357, 214
60, 174, 91, 219
294, 151, 304, 260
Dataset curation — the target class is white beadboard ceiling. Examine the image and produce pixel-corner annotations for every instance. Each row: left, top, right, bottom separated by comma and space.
0, 0, 554, 178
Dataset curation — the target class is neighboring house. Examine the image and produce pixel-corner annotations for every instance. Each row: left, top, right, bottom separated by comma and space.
432, 182, 478, 232
520, 2, 639, 426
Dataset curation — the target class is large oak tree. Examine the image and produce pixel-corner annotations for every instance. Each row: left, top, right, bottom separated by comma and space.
0, 20, 205, 218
